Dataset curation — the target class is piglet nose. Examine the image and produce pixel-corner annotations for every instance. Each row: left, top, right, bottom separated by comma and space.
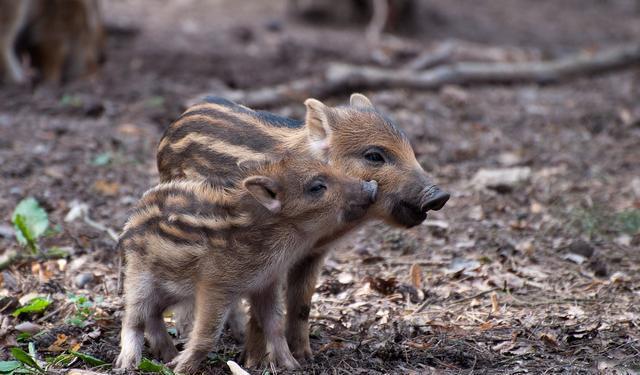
362, 180, 378, 203
421, 186, 450, 211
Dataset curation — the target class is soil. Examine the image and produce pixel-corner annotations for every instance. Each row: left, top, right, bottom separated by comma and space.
1, 0, 640, 374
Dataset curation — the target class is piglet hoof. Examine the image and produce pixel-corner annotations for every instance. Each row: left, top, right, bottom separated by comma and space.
241, 348, 266, 369
292, 345, 313, 363
151, 344, 178, 363
168, 351, 202, 374
270, 348, 301, 370
114, 351, 140, 370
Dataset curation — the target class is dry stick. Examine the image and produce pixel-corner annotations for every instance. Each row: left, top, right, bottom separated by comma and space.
404, 40, 541, 71
413, 287, 502, 314
37, 301, 72, 323
222, 43, 640, 108
366, 0, 389, 44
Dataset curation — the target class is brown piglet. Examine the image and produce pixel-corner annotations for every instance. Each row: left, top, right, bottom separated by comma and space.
115, 157, 377, 373
157, 94, 450, 362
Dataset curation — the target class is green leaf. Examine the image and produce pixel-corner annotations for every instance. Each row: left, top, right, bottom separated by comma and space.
92, 152, 112, 166
27, 343, 36, 363
12, 298, 51, 318
60, 94, 83, 107
138, 358, 174, 374
16, 332, 32, 342
69, 351, 108, 367
9, 348, 41, 372
0, 361, 22, 373
46, 353, 75, 367
146, 96, 165, 108
66, 316, 87, 327
43, 247, 69, 259
12, 215, 37, 254
11, 198, 49, 252
617, 209, 640, 235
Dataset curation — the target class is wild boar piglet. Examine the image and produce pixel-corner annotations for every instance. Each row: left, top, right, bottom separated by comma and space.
158, 94, 450, 362
115, 156, 377, 373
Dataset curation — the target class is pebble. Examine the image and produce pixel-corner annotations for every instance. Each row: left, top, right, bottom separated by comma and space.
471, 167, 532, 193
567, 239, 595, 258
15, 322, 42, 334
0, 224, 14, 238
75, 272, 95, 288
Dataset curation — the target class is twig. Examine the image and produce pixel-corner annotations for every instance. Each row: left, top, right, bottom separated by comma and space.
214, 42, 640, 108
505, 295, 596, 307
82, 215, 118, 243
37, 301, 71, 323
366, 0, 388, 44
446, 287, 503, 307
326, 42, 640, 89
405, 40, 541, 71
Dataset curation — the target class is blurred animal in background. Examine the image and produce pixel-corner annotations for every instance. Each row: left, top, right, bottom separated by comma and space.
288, 0, 417, 40
0, 0, 105, 84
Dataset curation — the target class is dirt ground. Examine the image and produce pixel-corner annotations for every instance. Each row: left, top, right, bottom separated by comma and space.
1, 0, 640, 374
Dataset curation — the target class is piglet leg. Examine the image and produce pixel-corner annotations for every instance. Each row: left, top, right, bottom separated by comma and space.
245, 279, 299, 369
285, 252, 326, 361
171, 284, 232, 374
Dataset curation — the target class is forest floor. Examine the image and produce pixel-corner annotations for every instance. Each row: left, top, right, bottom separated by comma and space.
1, 0, 640, 374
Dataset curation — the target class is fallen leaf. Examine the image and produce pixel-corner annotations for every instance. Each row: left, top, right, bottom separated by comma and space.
563, 253, 587, 265
491, 292, 499, 314
539, 332, 559, 347
92, 180, 120, 196
227, 360, 250, 375
365, 276, 397, 295
409, 264, 422, 289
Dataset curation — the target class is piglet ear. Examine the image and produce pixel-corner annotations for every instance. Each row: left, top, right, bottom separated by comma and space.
243, 176, 282, 214
350, 93, 374, 109
304, 98, 333, 158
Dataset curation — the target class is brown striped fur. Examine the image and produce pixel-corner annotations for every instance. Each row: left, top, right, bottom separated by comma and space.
157, 93, 449, 364
0, 0, 104, 84
115, 157, 377, 373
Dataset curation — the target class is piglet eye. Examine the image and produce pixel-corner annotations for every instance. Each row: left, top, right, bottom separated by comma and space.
364, 150, 385, 164
307, 180, 327, 195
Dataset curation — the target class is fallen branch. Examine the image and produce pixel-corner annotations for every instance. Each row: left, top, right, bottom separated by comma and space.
216, 43, 640, 108
404, 40, 542, 70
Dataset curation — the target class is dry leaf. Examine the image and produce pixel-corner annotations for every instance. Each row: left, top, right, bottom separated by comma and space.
491, 292, 499, 314
92, 180, 120, 196
405, 341, 432, 350
47, 334, 69, 352
409, 263, 422, 289
227, 360, 250, 375
480, 321, 494, 330
539, 332, 559, 347
365, 276, 397, 295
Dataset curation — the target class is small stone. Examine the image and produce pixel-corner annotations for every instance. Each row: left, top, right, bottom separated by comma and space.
471, 167, 532, 193
567, 240, 595, 258
468, 205, 484, 220
337, 272, 354, 284
15, 322, 42, 334
631, 177, 640, 198
2, 271, 19, 291
75, 272, 94, 288
497, 152, 522, 167
589, 259, 608, 278
563, 253, 586, 265
440, 85, 469, 105
0, 224, 14, 238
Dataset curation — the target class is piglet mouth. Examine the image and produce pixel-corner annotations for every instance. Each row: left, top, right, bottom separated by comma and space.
419, 186, 450, 212
400, 200, 428, 223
